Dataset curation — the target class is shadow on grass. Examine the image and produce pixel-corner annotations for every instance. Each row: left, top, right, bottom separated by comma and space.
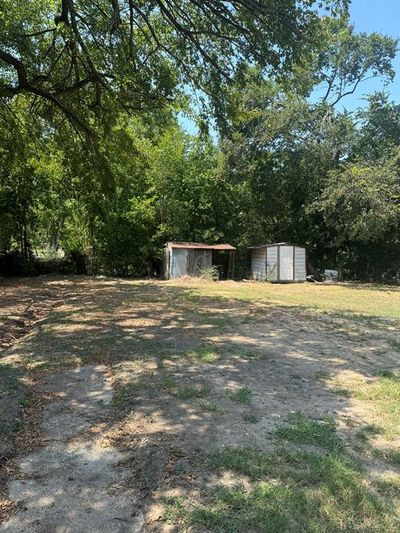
1, 277, 399, 530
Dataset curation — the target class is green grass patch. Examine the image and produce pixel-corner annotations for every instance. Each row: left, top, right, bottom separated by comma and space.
163, 497, 187, 525
276, 413, 344, 452
165, 446, 399, 532
163, 377, 178, 391
353, 372, 400, 402
334, 371, 400, 440
113, 376, 157, 406
174, 383, 211, 400
187, 346, 220, 363
228, 386, 252, 405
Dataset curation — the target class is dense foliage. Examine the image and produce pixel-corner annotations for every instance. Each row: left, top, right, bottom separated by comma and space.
1, 2, 399, 281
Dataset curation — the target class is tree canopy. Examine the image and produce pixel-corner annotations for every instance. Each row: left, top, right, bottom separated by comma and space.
1, 1, 399, 281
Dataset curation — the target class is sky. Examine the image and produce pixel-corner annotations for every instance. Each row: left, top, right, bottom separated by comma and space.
180, 0, 400, 134
344, 0, 400, 109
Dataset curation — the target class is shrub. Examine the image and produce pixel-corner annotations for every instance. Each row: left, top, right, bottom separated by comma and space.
199, 265, 220, 281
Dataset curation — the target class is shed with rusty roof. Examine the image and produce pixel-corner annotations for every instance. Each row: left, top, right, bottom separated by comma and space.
164, 242, 236, 280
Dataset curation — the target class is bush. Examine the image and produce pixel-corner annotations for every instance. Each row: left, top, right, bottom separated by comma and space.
199, 265, 220, 281
0, 251, 36, 277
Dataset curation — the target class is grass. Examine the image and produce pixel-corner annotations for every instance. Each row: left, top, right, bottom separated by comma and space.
332, 370, 400, 440
186, 346, 220, 363
241, 350, 262, 359
0, 363, 26, 459
2, 277, 400, 531
228, 386, 252, 405
164, 379, 211, 400
166, 444, 399, 532
113, 375, 158, 406
275, 412, 344, 452
373, 448, 400, 466
175, 279, 400, 320
199, 399, 225, 413
315, 370, 331, 381
163, 414, 400, 531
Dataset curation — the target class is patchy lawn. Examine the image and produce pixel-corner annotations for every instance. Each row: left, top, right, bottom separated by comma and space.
0, 276, 399, 530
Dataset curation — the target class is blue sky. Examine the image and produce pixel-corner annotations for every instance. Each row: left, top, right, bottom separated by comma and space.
181, 0, 400, 134
344, 0, 400, 109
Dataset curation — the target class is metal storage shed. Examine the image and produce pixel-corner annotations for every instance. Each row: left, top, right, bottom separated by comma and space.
164, 242, 236, 280
250, 243, 306, 282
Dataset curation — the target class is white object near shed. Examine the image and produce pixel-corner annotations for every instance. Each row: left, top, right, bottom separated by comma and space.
250, 243, 306, 282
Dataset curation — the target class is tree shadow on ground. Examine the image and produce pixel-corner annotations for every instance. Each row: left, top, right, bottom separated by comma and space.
1, 278, 399, 530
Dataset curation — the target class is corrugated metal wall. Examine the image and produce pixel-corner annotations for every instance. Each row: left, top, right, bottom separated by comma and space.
279, 246, 294, 281
266, 246, 278, 281
251, 249, 266, 280
171, 249, 188, 278
294, 247, 306, 281
252, 245, 306, 282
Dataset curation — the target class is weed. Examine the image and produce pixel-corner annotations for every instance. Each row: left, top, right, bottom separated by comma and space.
199, 399, 224, 413
315, 370, 330, 381
188, 346, 220, 363
163, 377, 177, 391
199, 265, 219, 282
241, 350, 262, 359
334, 387, 352, 397
163, 497, 187, 525
175, 383, 211, 400
228, 386, 252, 405
243, 413, 260, 423
113, 376, 156, 405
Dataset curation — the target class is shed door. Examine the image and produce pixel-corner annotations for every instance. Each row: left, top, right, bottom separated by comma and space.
279, 246, 294, 281
172, 249, 188, 278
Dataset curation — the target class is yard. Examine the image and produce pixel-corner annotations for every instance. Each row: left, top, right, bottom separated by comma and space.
1, 276, 399, 532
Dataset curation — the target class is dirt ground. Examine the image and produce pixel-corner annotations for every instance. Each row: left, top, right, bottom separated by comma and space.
0, 276, 399, 531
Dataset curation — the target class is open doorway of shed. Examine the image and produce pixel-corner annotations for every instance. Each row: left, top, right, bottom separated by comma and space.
212, 250, 235, 279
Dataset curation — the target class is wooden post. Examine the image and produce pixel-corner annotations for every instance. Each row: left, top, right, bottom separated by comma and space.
229, 250, 235, 280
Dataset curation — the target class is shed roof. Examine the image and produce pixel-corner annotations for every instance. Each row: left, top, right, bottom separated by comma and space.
249, 242, 306, 249
166, 241, 236, 251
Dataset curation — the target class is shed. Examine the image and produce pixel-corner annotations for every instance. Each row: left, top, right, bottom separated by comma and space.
250, 243, 306, 282
164, 242, 236, 280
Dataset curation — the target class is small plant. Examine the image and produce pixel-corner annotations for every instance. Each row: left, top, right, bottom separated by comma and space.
176, 383, 211, 400
164, 377, 178, 391
315, 370, 331, 381
199, 265, 219, 281
242, 350, 262, 359
163, 497, 187, 525
228, 386, 252, 405
199, 399, 224, 413
243, 413, 260, 423
188, 346, 220, 363
334, 387, 351, 397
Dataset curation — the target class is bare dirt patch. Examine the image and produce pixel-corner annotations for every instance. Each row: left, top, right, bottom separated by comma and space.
0, 365, 144, 532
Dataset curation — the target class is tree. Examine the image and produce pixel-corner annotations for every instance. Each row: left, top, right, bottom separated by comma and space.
0, 0, 346, 132
355, 92, 400, 161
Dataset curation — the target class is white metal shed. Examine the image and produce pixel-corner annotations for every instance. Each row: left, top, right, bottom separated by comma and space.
250, 242, 306, 282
